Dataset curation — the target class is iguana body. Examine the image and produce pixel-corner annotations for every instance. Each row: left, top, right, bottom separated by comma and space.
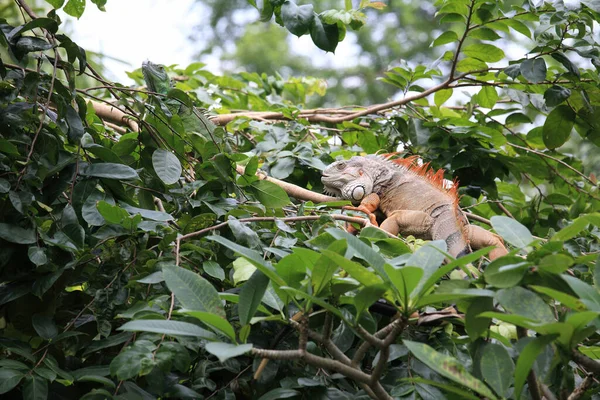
322, 155, 507, 260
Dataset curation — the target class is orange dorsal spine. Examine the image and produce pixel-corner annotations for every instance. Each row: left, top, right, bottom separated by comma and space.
383, 154, 460, 207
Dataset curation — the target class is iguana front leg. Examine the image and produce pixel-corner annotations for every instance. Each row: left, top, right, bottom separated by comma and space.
467, 225, 508, 260
380, 210, 434, 238
343, 193, 380, 225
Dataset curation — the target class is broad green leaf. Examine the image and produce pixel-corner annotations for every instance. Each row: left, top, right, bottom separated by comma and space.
496, 287, 555, 324
353, 283, 388, 318
520, 58, 547, 83
279, 286, 348, 323
479, 343, 514, 398
275, 252, 310, 290
207, 235, 285, 286
238, 270, 269, 326
205, 342, 253, 362
23, 375, 48, 400
484, 257, 529, 288
163, 265, 225, 317
81, 163, 139, 180
416, 289, 495, 308
552, 216, 589, 241
465, 297, 493, 339
203, 260, 225, 281
310, 16, 339, 52
28, 247, 47, 266
257, 388, 300, 400
432, 31, 458, 46
384, 265, 423, 306
478, 86, 498, 108
0, 223, 36, 244
542, 105, 575, 149
530, 286, 586, 311
312, 241, 346, 296
462, 44, 504, 62
562, 275, 600, 311
249, 180, 291, 208
281, 1, 314, 36
32, 314, 58, 340
402, 377, 479, 400
325, 228, 388, 280
490, 216, 534, 249
152, 148, 182, 185
63, 0, 85, 18
404, 340, 498, 400
180, 310, 236, 342
0, 369, 25, 394
118, 320, 216, 340
514, 335, 557, 399
544, 85, 571, 107
321, 249, 383, 286
96, 201, 129, 225
434, 88, 453, 106
538, 254, 573, 274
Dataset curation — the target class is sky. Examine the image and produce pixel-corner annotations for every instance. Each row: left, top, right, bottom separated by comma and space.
59, 0, 201, 82
58, 0, 361, 85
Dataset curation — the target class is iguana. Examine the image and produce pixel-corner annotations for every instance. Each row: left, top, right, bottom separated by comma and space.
321, 154, 508, 260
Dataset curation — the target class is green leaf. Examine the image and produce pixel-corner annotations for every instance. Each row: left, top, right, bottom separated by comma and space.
484, 257, 529, 288
312, 242, 344, 296
529, 286, 586, 311
432, 31, 458, 46
353, 283, 388, 318
465, 297, 493, 339
325, 228, 388, 280
0, 223, 36, 244
81, 163, 139, 180
479, 343, 514, 398
203, 260, 225, 281
23, 375, 48, 400
96, 201, 129, 225
180, 311, 236, 342
538, 254, 573, 274
279, 286, 348, 323
204, 342, 252, 362
551, 52, 580, 77
416, 289, 494, 308
0, 368, 25, 394
403, 340, 498, 400
118, 320, 216, 340
32, 314, 58, 340
477, 86, 498, 108
544, 85, 571, 107
490, 216, 534, 249
552, 215, 589, 241
434, 88, 453, 106
321, 248, 383, 287
152, 148, 182, 185
207, 235, 285, 286
385, 265, 423, 307
28, 247, 47, 266
514, 335, 557, 399
281, 1, 314, 36
238, 270, 269, 326
462, 44, 504, 62
310, 16, 339, 52
163, 265, 225, 317
520, 58, 547, 83
496, 287, 555, 324
542, 105, 575, 149
257, 388, 300, 400
249, 180, 291, 208
63, 0, 85, 18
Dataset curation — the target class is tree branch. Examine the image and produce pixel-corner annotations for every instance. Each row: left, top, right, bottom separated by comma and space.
567, 374, 593, 400
572, 351, 600, 375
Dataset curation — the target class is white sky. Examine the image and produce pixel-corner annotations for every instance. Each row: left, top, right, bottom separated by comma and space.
59, 0, 360, 85
59, 0, 201, 82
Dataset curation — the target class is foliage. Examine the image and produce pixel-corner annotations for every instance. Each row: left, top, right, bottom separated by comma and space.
1, 0, 600, 399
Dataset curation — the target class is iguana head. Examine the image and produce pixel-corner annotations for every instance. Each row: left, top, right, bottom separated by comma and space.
142, 60, 171, 95
321, 155, 395, 201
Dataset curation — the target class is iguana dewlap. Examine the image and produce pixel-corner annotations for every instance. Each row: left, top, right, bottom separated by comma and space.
321, 155, 508, 260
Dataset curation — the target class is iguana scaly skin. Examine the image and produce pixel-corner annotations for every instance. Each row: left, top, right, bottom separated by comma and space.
322, 155, 508, 260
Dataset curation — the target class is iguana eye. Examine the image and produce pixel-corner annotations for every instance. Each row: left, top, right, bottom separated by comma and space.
352, 186, 365, 201
336, 162, 347, 170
